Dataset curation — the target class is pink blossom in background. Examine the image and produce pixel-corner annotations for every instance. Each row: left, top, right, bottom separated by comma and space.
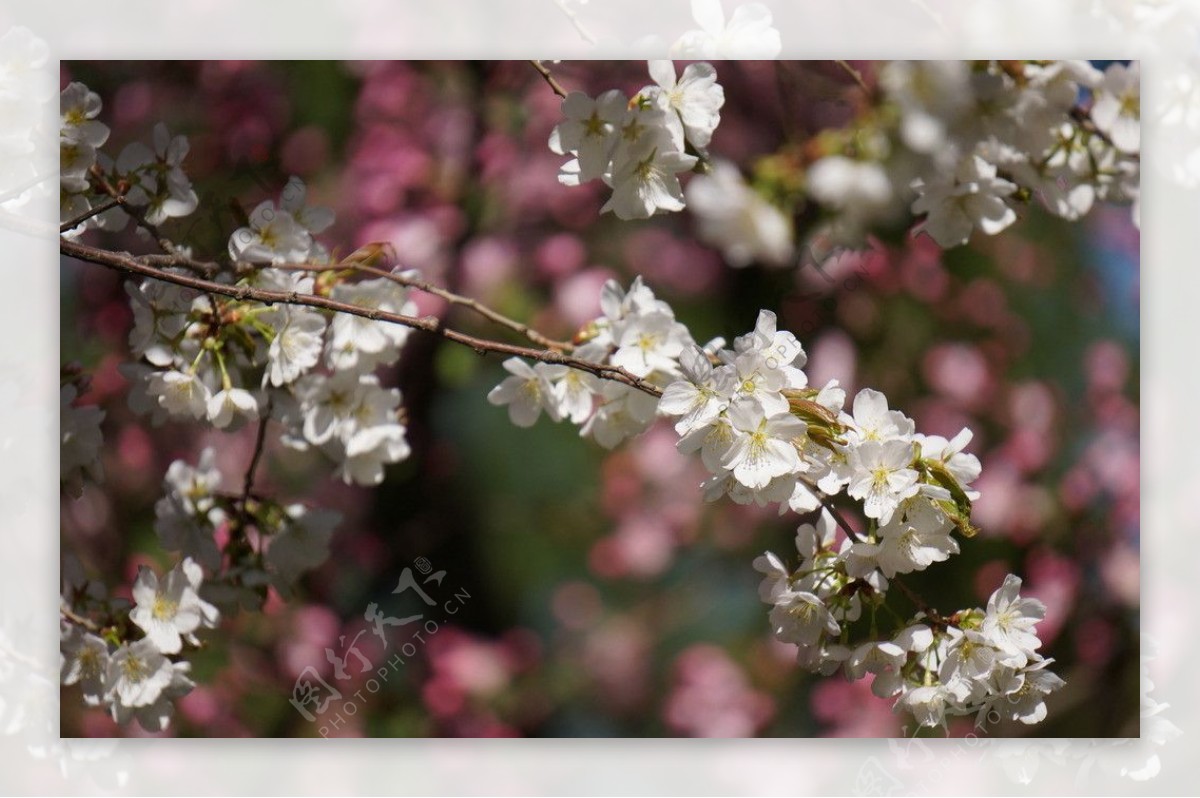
278, 605, 341, 680
1023, 548, 1081, 646
810, 677, 899, 737
663, 644, 774, 737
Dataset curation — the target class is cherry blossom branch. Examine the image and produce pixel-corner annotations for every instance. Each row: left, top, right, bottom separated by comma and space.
277, 261, 575, 352
77, 181, 224, 278
59, 196, 121, 234
60, 237, 662, 397
139, 251, 223, 278
529, 60, 568, 99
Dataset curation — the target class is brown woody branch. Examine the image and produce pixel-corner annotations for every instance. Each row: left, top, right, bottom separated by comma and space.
529, 60, 568, 99
276, 261, 574, 353
60, 237, 661, 397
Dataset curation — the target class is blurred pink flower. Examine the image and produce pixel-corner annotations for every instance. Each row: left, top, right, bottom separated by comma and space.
278, 604, 341, 680
921, 342, 992, 409
1086, 340, 1131, 394
551, 581, 603, 631
805, 329, 857, 395
459, 236, 517, 299
1023, 548, 1081, 645
554, 267, 617, 328
582, 618, 651, 712
811, 676, 899, 737
663, 644, 774, 737
534, 233, 586, 280
1101, 542, 1140, 608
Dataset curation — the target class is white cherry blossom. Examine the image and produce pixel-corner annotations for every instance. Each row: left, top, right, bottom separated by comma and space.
722, 404, 806, 490
601, 128, 697, 220
610, 311, 690, 378
846, 439, 920, 524
60, 626, 110, 706
1091, 61, 1140, 154
129, 558, 220, 655
206, 387, 260, 430
228, 200, 312, 265
487, 357, 563, 428
657, 345, 733, 435
549, 90, 626, 184
105, 639, 176, 713
263, 305, 326, 387
768, 590, 840, 647
325, 277, 417, 372
912, 153, 1018, 248
981, 574, 1047, 667
646, 60, 724, 149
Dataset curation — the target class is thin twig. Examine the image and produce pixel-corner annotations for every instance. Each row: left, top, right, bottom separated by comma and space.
806, 486, 863, 544
60, 196, 122, 234
240, 406, 271, 514
530, 60, 569, 99
139, 252, 223, 278
60, 604, 100, 633
60, 237, 660, 397
83, 180, 224, 280
89, 166, 179, 256
892, 576, 947, 625
278, 261, 574, 352
834, 60, 871, 96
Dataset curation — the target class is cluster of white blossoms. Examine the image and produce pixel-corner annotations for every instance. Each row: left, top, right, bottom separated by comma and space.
884, 60, 1139, 246
60, 83, 392, 731
113, 122, 200, 226
61, 82, 201, 236
107, 168, 415, 485
490, 276, 1063, 730
679, 60, 1141, 271
61, 446, 342, 731
549, 59, 724, 220
60, 557, 218, 732
489, 277, 695, 448
152, 448, 340, 602
59, 81, 111, 233
228, 176, 333, 265
757, 518, 1063, 729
